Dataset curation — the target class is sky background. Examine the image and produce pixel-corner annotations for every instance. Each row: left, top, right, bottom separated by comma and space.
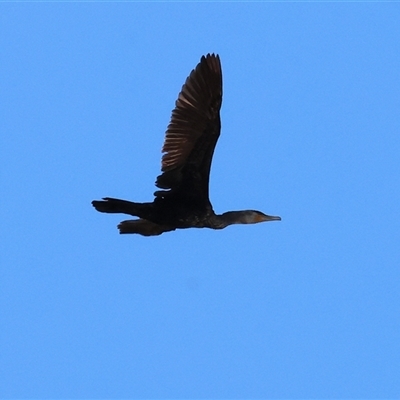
1, 2, 400, 399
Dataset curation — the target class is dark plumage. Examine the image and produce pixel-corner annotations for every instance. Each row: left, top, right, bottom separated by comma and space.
92, 54, 281, 236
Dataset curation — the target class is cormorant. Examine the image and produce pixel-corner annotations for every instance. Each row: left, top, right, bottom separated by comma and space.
92, 54, 281, 236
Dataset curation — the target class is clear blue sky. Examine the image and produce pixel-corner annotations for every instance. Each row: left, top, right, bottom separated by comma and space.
1, 3, 400, 398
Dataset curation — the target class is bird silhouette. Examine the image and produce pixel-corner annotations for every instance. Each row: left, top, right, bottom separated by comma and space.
92, 54, 281, 236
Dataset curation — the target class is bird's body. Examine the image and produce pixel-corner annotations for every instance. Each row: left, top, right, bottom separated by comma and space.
92, 54, 280, 236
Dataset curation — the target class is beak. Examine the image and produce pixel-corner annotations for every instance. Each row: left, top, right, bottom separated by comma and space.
264, 215, 281, 222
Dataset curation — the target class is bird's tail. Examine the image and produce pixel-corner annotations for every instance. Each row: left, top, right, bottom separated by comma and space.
91, 197, 146, 217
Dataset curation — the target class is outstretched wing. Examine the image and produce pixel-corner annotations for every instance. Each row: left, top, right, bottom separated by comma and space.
155, 54, 222, 203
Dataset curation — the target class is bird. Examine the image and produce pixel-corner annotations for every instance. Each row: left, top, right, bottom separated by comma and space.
92, 53, 281, 236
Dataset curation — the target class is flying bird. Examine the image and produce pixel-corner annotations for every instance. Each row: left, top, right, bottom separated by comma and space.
92, 54, 281, 236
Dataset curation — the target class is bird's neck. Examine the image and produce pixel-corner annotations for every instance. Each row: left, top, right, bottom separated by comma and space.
211, 211, 254, 228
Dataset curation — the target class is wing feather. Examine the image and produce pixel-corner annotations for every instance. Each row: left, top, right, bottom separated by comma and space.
155, 54, 222, 195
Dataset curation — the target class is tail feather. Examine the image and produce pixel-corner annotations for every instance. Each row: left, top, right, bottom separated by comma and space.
91, 197, 143, 216
92, 197, 175, 235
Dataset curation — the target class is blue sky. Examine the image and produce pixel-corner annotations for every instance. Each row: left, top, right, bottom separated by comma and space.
1, 3, 400, 398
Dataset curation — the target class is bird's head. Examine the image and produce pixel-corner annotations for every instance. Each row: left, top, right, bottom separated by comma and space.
243, 210, 281, 224
220, 210, 281, 225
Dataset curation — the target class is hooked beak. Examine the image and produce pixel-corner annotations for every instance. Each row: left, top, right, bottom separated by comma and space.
264, 214, 281, 222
